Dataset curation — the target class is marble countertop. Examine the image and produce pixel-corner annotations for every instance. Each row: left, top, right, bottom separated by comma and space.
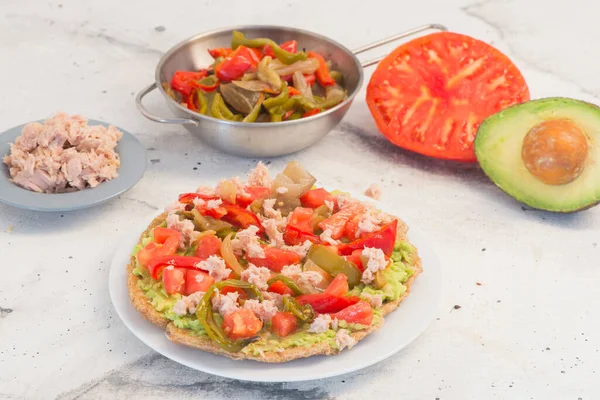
1, 0, 599, 398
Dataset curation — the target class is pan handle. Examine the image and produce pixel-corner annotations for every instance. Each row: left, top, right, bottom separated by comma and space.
136, 83, 199, 126
354, 24, 448, 68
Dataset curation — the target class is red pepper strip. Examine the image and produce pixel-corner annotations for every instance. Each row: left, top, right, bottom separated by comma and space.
186, 90, 198, 111
296, 293, 360, 314
208, 47, 233, 58
302, 109, 321, 118
147, 255, 205, 280
178, 193, 220, 204
307, 51, 336, 87
338, 219, 398, 257
304, 74, 316, 86
283, 224, 321, 245
216, 46, 263, 82
287, 87, 300, 96
221, 203, 264, 233
196, 78, 219, 93
282, 110, 295, 120
170, 70, 208, 97
263, 40, 298, 58
236, 186, 271, 208
247, 247, 301, 273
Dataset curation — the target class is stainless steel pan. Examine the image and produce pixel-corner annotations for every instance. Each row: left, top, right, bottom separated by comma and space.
136, 24, 447, 157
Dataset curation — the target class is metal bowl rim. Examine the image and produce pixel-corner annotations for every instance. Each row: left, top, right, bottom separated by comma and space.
153, 24, 364, 128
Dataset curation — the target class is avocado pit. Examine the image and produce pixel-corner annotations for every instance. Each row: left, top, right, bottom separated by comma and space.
521, 119, 588, 185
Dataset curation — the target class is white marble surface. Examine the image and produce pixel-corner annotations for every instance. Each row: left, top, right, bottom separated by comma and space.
1, 0, 599, 398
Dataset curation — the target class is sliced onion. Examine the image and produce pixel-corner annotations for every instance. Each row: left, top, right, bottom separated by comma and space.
232, 80, 275, 92
272, 173, 304, 199
257, 56, 282, 91
302, 260, 332, 291
241, 72, 257, 81
293, 71, 314, 102
221, 233, 245, 277
270, 58, 320, 76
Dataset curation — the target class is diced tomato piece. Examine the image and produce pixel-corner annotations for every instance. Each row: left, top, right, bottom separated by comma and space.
271, 312, 297, 337
283, 225, 321, 246
343, 214, 361, 240
178, 192, 219, 204
288, 207, 315, 232
296, 293, 360, 313
300, 188, 336, 209
195, 235, 222, 260
345, 249, 364, 272
366, 32, 530, 162
338, 219, 397, 257
324, 274, 349, 296
196, 203, 227, 220
236, 186, 271, 208
137, 227, 181, 268
222, 308, 263, 339
263, 40, 298, 58
318, 203, 364, 240
246, 247, 301, 273
331, 301, 373, 326
220, 286, 247, 300
147, 255, 205, 280
184, 270, 214, 295
267, 280, 294, 296
221, 204, 263, 232
162, 267, 186, 295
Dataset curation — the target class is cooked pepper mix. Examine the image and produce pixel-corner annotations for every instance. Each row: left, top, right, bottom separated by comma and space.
131, 161, 419, 356
163, 31, 347, 122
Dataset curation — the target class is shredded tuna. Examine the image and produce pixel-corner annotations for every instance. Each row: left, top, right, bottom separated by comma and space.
241, 264, 271, 291
283, 240, 313, 258
206, 199, 223, 209
192, 197, 206, 207
196, 255, 231, 282
166, 212, 200, 249
243, 299, 278, 321
335, 329, 356, 350
3, 113, 122, 193
212, 290, 240, 316
281, 264, 302, 277
173, 291, 205, 315
247, 161, 272, 187
361, 292, 384, 308
262, 217, 285, 247
165, 201, 187, 213
196, 185, 215, 196
309, 314, 332, 333
261, 291, 285, 308
361, 247, 388, 284
298, 271, 324, 288
364, 183, 382, 200
355, 207, 394, 238
262, 198, 282, 219
319, 228, 339, 246
324, 200, 335, 213
231, 225, 265, 258
331, 318, 340, 330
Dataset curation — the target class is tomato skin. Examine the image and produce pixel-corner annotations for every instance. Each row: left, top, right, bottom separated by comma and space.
222, 308, 263, 340
331, 301, 373, 325
236, 186, 271, 208
366, 32, 529, 162
271, 312, 297, 337
163, 267, 186, 295
267, 280, 295, 296
318, 203, 364, 240
221, 204, 263, 233
345, 249, 364, 272
246, 247, 301, 273
296, 293, 360, 313
195, 235, 222, 259
300, 188, 336, 209
184, 270, 215, 295
220, 286, 247, 300
137, 228, 181, 268
338, 220, 397, 257
324, 274, 349, 296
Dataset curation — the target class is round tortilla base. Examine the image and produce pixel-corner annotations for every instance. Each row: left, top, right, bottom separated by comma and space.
127, 212, 422, 362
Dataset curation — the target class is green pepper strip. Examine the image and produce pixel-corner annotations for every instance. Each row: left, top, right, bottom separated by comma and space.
196, 90, 208, 114
267, 275, 305, 296
211, 93, 238, 121
282, 296, 315, 323
263, 84, 289, 110
283, 96, 317, 112
329, 70, 344, 85
287, 112, 302, 120
242, 93, 265, 123
231, 31, 307, 65
196, 280, 263, 352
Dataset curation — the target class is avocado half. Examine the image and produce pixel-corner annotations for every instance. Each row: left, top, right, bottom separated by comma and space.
475, 97, 600, 212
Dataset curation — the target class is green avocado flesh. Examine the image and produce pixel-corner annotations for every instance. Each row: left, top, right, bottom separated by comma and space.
132, 240, 416, 353
475, 97, 600, 212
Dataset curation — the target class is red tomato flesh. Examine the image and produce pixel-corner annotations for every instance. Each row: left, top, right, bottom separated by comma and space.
318, 203, 364, 240
324, 274, 349, 296
300, 188, 336, 209
271, 311, 297, 337
331, 301, 373, 326
246, 247, 301, 273
296, 293, 360, 313
195, 235, 222, 260
236, 186, 271, 208
366, 32, 530, 162
163, 267, 185, 295
338, 219, 398, 257
345, 249, 364, 272
222, 308, 263, 340
184, 270, 214, 295
267, 280, 295, 296
137, 227, 181, 268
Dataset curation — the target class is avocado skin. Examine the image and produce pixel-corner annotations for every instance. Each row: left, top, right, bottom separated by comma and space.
475, 97, 600, 213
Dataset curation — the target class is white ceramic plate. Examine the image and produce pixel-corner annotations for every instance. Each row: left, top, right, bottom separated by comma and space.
0, 119, 146, 212
109, 199, 441, 382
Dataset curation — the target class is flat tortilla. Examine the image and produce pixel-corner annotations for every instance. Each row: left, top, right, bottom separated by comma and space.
127, 212, 422, 362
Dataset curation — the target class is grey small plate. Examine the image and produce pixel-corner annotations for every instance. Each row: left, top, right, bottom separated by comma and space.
0, 119, 147, 212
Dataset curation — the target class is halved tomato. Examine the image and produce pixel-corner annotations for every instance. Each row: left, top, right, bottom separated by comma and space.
271, 311, 297, 337
163, 267, 186, 295
366, 32, 529, 162
184, 269, 214, 295
222, 308, 263, 339
324, 274, 349, 296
